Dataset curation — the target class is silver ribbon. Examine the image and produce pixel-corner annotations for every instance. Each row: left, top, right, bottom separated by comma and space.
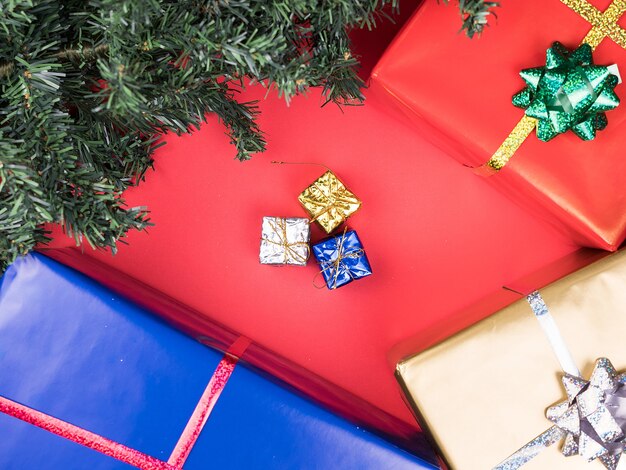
494, 291, 626, 470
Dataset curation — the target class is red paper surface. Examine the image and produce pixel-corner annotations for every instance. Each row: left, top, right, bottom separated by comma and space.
41, 84, 588, 433
372, 0, 626, 250
41, 2, 595, 441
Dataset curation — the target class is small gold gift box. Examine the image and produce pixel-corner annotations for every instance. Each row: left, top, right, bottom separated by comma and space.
298, 171, 361, 234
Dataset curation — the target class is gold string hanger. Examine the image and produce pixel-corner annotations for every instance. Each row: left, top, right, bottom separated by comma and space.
271, 161, 333, 172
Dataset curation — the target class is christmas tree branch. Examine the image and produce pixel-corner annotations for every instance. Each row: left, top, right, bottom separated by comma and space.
57, 44, 109, 63
0, 44, 110, 79
442, 0, 500, 37
0, 44, 109, 79
2, 0, 497, 271
0, 63, 13, 79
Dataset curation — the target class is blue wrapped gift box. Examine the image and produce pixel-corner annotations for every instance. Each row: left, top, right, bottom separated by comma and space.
0, 254, 436, 469
312, 229, 373, 289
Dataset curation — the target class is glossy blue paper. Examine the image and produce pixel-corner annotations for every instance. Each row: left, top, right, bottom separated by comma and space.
312, 230, 373, 289
0, 254, 435, 470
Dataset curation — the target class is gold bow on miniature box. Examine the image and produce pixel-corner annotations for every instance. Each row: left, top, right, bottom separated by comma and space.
298, 171, 361, 234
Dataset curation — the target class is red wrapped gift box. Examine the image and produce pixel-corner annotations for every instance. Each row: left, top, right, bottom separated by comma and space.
372, 0, 626, 250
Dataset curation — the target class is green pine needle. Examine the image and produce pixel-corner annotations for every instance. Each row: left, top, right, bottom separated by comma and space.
444, 0, 500, 38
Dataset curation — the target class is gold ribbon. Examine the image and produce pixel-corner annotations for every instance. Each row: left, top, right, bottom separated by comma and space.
478, 0, 626, 174
262, 218, 310, 265
315, 227, 365, 289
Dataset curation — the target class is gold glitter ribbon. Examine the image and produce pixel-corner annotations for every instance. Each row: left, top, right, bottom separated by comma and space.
478, 0, 626, 174
262, 218, 310, 265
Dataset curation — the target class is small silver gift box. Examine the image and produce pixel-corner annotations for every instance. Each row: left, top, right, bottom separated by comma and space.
260, 217, 310, 266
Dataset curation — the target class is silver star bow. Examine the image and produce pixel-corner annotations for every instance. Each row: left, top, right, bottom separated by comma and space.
496, 358, 626, 470
548, 358, 626, 469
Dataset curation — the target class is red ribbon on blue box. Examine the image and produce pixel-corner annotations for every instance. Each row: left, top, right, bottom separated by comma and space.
0, 254, 435, 469
1, 340, 246, 470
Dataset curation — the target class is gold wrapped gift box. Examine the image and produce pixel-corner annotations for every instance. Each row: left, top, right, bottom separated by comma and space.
298, 171, 361, 234
397, 250, 626, 469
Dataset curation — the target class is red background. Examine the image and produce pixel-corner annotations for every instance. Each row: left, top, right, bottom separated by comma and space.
43, 0, 601, 443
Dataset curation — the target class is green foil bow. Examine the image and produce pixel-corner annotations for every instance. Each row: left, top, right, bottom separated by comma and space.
512, 42, 620, 141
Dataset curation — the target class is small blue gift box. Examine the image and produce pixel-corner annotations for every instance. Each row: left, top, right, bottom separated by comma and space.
312, 230, 372, 290
0, 254, 433, 469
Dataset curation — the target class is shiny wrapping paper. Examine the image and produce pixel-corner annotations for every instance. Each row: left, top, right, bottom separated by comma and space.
396, 249, 626, 469
312, 230, 372, 290
0, 253, 436, 469
260, 216, 310, 266
298, 170, 361, 234
372, 0, 626, 250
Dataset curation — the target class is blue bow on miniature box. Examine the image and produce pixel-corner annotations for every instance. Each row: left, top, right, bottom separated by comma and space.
312, 229, 372, 290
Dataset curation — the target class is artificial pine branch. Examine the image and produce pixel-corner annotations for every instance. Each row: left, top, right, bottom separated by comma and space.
0, 0, 398, 271
0, 0, 498, 271
0, 45, 110, 79
445, 0, 500, 38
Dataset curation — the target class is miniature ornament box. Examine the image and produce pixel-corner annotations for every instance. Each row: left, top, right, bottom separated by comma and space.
396, 249, 626, 470
259, 216, 310, 266
372, 0, 626, 250
312, 229, 372, 290
298, 170, 362, 234
0, 253, 436, 470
